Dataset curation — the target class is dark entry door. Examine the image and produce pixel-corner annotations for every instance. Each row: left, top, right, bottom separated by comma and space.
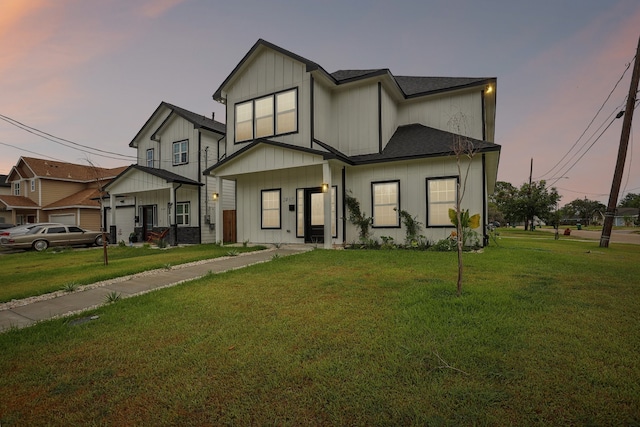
304, 187, 324, 243
141, 206, 154, 240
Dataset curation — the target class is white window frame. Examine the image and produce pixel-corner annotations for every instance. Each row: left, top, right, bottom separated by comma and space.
371, 180, 400, 228
13, 182, 20, 196
172, 140, 188, 165
176, 202, 190, 226
426, 176, 458, 227
261, 189, 281, 229
146, 149, 154, 167
31, 180, 35, 192
234, 88, 298, 143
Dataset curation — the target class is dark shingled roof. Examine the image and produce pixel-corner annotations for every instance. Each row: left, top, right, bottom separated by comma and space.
350, 124, 500, 165
106, 165, 203, 190
161, 102, 226, 134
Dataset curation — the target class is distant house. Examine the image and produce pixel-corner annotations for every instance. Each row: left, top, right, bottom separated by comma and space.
0, 175, 12, 225
614, 207, 639, 226
0, 157, 126, 230
203, 39, 501, 248
104, 102, 233, 245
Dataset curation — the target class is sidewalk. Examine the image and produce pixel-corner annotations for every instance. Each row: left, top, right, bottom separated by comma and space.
0, 246, 312, 333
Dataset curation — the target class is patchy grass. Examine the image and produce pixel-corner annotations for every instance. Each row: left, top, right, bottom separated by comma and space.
0, 244, 264, 302
0, 237, 639, 425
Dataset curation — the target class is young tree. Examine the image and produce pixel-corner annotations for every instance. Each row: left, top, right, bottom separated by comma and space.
448, 113, 478, 297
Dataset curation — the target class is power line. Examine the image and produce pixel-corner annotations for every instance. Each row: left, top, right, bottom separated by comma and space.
535, 57, 634, 180
0, 113, 137, 161
0, 141, 65, 162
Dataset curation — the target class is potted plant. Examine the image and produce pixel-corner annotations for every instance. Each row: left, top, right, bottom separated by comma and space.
128, 232, 138, 243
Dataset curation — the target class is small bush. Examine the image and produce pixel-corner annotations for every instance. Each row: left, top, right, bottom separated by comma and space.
104, 291, 121, 303
429, 238, 457, 252
61, 282, 79, 292
157, 239, 168, 249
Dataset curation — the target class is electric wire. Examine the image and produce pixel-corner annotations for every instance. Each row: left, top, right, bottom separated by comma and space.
0, 113, 137, 161
535, 56, 634, 180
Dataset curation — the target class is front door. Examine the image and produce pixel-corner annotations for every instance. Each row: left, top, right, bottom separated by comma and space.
141, 206, 154, 240
304, 188, 324, 243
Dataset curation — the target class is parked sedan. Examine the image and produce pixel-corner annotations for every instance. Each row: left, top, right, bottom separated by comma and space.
0, 222, 65, 245
1, 225, 108, 251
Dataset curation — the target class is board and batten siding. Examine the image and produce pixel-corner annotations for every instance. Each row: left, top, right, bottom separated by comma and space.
380, 85, 398, 151
398, 90, 484, 140
136, 113, 167, 167
328, 83, 379, 156
234, 166, 342, 245
344, 156, 486, 244
224, 49, 311, 155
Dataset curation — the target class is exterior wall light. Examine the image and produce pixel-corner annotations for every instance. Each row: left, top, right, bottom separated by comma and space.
321, 183, 329, 193
212, 192, 219, 201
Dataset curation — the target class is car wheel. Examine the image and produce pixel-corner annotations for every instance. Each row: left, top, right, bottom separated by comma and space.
33, 240, 49, 252
95, 235, 104, 246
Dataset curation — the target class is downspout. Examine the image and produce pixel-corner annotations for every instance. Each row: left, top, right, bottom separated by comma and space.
173, 183, 182, 246
342, 166, 346, 244
310, 74, 315, 149
197, 130, 202, 244
482, 154, 488, 246
378, 82, 382, 153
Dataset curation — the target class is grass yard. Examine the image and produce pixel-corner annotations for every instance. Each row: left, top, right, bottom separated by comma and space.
0, 244, 263, 303
1, 234, 639, 425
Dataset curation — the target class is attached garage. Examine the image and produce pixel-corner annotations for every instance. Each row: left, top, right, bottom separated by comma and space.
49, 213, 76, 226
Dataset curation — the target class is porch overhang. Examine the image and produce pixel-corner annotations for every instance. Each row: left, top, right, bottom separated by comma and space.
104, 165, 203, 196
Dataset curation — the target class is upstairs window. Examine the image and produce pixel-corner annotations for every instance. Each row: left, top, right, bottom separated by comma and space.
146, 149, 154, 168
31, 180, 35, 192
426, 177, 458, 226
372, 181, 400, 227
172, 140, 188, 165
13, 182, 20, 196
235, 88, 298, 143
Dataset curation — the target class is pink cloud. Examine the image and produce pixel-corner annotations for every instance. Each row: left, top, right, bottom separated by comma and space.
137, 0, 188, 18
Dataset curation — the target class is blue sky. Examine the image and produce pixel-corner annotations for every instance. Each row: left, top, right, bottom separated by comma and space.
1, 0, 639, 206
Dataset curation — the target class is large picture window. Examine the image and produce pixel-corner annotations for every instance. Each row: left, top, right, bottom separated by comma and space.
235, 88, 298, 143
172, 140, 188, 165
426, 177, 458, 226
261, 189, 281, 229
176, 202, 190, 226
372, 181, 400, 227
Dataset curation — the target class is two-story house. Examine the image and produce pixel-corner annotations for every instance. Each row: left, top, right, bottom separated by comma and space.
0, 157, 126, 230
104, 102, 233, 245
203, 39, 501, 249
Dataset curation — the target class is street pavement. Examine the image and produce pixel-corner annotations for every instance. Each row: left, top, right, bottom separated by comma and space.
0, 246, 312, 333
538, 227, 640, 245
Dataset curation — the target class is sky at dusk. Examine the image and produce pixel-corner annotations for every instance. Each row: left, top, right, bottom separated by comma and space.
1, 0, 639, 206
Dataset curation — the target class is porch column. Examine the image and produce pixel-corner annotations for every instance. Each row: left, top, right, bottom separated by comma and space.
215, 176, 223, 244
169, 185, 176, 246
109, 193, 116, 243
323, 162, 332, 249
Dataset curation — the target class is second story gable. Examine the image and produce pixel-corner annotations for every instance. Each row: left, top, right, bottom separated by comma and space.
213, 39, 497, 159
129, 102, 226, 179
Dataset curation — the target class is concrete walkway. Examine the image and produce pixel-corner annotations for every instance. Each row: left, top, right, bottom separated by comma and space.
0, 246, 311, 333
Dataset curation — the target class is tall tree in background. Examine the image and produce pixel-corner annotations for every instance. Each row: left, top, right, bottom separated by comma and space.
619, 193, 640, 208
560, 198, 606, 226
493, 180, 560, 228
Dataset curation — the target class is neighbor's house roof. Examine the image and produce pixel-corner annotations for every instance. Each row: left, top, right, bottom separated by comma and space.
41, 188, 102, 210
0, 175, 9, 187
0, 195, 39, 209
129, 102, 226, 148
615, 207, 640, 217
213, 39, 495, 102
7, 157, 127, 183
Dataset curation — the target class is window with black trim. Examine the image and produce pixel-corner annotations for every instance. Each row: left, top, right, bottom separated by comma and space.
372, 181, 400, 227
426, 177, 458, 226
261, 189, 281, 229
176, 202, 190, 226
172, 140, 188, 165
146, 149, 154, 167
235, 88, 298, 143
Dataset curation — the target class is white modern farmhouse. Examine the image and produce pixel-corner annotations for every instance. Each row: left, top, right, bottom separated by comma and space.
203, 39, 501, 249
104, 102, 233, 245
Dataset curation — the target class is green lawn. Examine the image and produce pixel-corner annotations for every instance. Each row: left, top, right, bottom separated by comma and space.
0, 244, 263, 303
1, 234, 639, 425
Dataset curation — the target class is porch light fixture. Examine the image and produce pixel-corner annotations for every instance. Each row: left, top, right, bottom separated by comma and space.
212, 192, 219, 201
321, 183, 329, 193
485, 85, 493, 94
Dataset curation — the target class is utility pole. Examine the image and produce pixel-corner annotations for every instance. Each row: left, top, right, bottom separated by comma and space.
527, 158, 533, 231
600, 35, 640, 248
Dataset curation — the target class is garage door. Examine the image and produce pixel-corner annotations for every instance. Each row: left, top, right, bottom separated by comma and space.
49, 214, 76, 225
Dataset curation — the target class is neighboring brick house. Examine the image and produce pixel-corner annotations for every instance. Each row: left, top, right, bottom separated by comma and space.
0, 157, 126, 230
